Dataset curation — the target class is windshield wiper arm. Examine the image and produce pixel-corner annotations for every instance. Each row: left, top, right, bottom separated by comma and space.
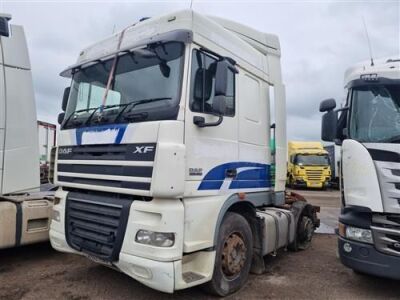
114, 97, 172, 122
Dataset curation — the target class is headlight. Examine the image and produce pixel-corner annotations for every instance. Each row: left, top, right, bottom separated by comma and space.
135, 230, 175, 247
340, 224, 373, 244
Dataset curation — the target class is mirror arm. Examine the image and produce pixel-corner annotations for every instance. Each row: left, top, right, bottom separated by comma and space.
336, 106, 349, 112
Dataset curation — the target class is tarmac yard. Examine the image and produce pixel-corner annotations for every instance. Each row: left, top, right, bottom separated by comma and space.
1, 190, 399, 300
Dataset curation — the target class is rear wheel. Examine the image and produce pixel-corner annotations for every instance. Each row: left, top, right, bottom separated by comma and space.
204, 212, 253, 296
289, 215, 314, 251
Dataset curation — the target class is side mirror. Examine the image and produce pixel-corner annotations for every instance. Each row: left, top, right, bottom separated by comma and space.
0, 15, 11, 37
215, 58, 237, 96
321, 110, 338, 141
62, 87, 70, 111
58, 112, 65, 125
319, 98, 337, 112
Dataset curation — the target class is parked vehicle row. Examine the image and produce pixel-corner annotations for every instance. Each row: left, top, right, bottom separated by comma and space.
1, 8, 398, 296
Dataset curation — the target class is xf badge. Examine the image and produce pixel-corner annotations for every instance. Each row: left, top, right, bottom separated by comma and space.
133, 146, 154, 154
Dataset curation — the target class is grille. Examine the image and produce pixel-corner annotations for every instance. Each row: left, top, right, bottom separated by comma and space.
305, 170, 323, 181
65, 191, 133, 262
57, 143, 155, 193
371, 215, 400, 257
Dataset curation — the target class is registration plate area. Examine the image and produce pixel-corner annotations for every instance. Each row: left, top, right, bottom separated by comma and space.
85, 254, 113, 266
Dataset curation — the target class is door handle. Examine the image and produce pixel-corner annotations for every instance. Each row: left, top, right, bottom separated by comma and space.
226, 169, 237, 178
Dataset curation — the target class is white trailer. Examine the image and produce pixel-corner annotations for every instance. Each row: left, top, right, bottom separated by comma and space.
38, 121, 57, 183
0, 14, 54, 249
320, 57, 400, 279
50, 10, 319, 296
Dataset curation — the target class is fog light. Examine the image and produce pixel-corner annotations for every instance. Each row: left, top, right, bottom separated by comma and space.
52, 210, 60, 222
343, 242, 352, 253
135, 230, 175, 247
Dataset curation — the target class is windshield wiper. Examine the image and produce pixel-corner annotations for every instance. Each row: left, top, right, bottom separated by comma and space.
63, 107, 98, 128
84, 102, 131, 126
65, 97, 172, 128
114, 97, 172, 122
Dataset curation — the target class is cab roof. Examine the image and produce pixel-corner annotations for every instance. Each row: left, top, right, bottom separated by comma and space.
344, 56, 400, 86
60, 10, 280, 80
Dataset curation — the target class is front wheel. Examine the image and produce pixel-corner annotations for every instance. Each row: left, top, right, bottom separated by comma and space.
204, 212, 253, 296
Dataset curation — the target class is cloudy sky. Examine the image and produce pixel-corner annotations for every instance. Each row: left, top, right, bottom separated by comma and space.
2, 0, 399, 141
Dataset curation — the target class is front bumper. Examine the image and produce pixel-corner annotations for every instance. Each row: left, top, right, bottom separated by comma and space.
293, 178, 327, 189
338, 236, 400, 280
51, 226, 215, 293
49, 190, 216, 293
50, 227, 176, 292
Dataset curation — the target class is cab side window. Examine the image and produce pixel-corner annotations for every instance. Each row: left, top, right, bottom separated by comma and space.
190, 49, 235, 116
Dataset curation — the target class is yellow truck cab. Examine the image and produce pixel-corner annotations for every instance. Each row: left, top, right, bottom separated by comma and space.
287, 141, 331, 189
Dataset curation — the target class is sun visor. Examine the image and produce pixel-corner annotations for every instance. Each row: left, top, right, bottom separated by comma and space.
60, 29, 193, 78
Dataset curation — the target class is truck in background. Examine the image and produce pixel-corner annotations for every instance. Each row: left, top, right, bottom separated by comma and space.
38, 121, 56, 183
287, 141, 331, 189
50, 10, 319, 296
324, 144, 340, 188
320, 56, 400, 279
0, 14, 54, 249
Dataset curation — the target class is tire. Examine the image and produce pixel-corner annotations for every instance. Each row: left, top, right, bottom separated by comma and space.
204, 212, 253, 297
289, 215, 314, 251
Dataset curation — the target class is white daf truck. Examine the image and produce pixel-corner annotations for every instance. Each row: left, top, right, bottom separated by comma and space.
0, 14, 54, 249
49, 10, 319, 296
320, 57, 400, 279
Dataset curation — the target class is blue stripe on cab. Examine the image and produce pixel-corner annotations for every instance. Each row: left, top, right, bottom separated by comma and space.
198, 162, 271, 190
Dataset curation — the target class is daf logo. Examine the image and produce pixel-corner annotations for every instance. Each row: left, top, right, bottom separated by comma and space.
133, 146, 154, 154
394, 242, 400, 249
59, 148, 73, 155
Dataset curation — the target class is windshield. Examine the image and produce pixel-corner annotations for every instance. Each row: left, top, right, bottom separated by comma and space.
63, 41, 185, 129
295, 154, 330, 166
349, 84, 400, 143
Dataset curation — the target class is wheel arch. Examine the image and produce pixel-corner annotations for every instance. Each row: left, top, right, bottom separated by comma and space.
213, 195, 257, 246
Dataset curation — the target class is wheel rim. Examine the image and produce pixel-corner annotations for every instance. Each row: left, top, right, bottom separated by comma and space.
221, 232, 247, 279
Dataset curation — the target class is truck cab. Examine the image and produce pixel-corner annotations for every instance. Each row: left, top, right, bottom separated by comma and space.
320, 57, 400, 279
50, 10, 318, 296
287, 141, 331, 189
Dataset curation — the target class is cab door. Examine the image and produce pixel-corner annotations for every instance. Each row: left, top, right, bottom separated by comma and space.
184, 48, 238, 195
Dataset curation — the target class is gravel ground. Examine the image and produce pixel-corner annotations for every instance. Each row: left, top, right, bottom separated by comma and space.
1, 235, 399, 300
1, 189, 399, 299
